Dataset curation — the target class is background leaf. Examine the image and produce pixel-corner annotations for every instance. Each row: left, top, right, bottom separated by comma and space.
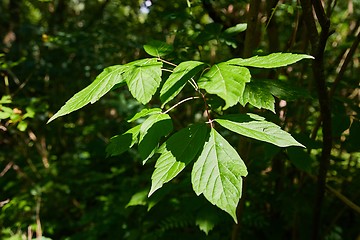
48, 65, 129, 123
215, 114, 305, 147
198, 63, 251, 109
160, 61, 205, 107
149, 124, 209, 196
220, 23, 247, 48
227, 52, 313, 68
195, 23, 223, 43
126, 189, 149, 208
125, 58, 163, 105
143, 40, 174, 57
192, 128, 248, 223
222, 23, 247, 35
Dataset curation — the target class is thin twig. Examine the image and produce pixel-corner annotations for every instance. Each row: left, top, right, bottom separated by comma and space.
0, 161, 13, 177
158, 58, 177, 67
36, 196, 42, 239
0, 199, 10, 207
199, 91, 213, 128
161, 68, 174, 73
162, 96, 200, 114
187, 79, 198, 90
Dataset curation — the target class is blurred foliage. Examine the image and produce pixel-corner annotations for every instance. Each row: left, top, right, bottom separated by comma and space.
0, 0, 359, 239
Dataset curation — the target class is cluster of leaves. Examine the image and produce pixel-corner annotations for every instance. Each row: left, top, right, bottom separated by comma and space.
48, 40, 312, 222
0, 95, 35, 131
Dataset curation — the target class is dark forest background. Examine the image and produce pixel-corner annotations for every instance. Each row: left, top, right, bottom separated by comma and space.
1, 0, 359, 239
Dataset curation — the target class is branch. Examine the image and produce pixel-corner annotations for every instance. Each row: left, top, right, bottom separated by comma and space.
312, 0, 328, 29
326, 185, 360, 214
300, 0, 319, 46
299, 1, 332, 239
0, 199, 10, 208
329, 26, 360, 99
311, 23, 360, 139
243, 0, 261, 57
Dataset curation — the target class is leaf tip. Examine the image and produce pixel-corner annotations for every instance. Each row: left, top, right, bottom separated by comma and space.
46, 115, 56, 124
148, 187, 157, 198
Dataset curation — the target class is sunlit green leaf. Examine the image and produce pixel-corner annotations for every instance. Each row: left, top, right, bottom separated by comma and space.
17, 121, 28, 132
106, 125, 141, 157
143, 40, 174, 57
149, 124, 209, 196
138, 113, 173, 160
198, 63, 251, 109
196, 218, 215, 235
160, 61, 205, 107
48, 65, 129, 123
239, 82, 275, 113
0, 95, 12, 104
126, 189, 148, 208
192, 128, 248, 223
127, 108, 162, 122
0, 106, 13, 119
215, 114, 305, 147
125, 58, 163, 105
227, 53, 313, 68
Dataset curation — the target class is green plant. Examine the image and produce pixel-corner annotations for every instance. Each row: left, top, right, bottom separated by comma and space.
47, 40, 313, 222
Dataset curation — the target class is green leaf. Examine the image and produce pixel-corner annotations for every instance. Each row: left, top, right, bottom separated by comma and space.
0, 106, 13, 119
127, 108, 162, 122
220, 24, 247, 48
106, 125, 141, 157
195, 205, 222, 235
227, 52, 314, 68
215, 114, 305, 147
160, 61, 205, 107
47, 65, 129, 123
239, 82, 275, 113
149, 124, 209, 196
198, 63, 251, 109
126, 189, 148, 208
138, 113, 173, 160
196, 218, 215, 235
17, 121, 28, 132
143, 40, 174, 57
192, 128, 248, 223
195, 23, 223, 43
223, 23, 247, 35
0, 95, 12, 104
249, 79, 312, 101
125, 58, 163, 105
287, 147, 313, 173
